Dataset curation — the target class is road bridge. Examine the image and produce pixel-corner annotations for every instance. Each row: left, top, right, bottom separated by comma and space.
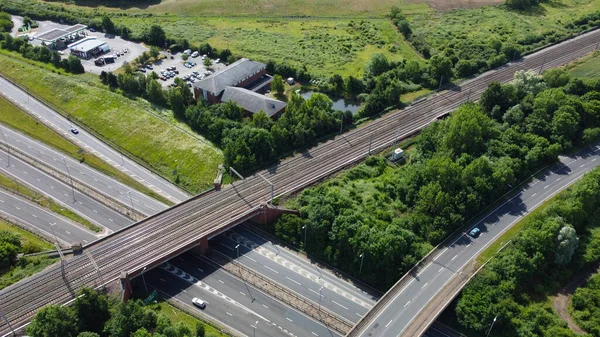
1, 27, 599, 337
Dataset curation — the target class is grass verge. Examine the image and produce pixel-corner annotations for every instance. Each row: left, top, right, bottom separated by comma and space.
0, 173, 102, 232
566, 50, 600, 78
147, 300, 228, 337
0, 95, 175, 206
0, 220, 53, 251
0, 51, 223, 193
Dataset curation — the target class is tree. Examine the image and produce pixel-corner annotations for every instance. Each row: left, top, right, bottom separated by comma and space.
251, 111, 274, 130
479, 82, 513, 119
365, 54, 390, 77
73, 288, 110, 334
506, 0, 539, 10
101, 15, 115, 34
223, 126, 274, 170
551, 105, 579, 148
195, 322, 206, 337
396, 20, 412, 39
0, 230, 20, 268
168, 87, 186, 118
203, 57, 213, 68
555, 225, 578, 266
543, 68, 570, 88
145, 25, 166, 47
67, 55, 85, 74
344, 76, 364, 99
145, 78, 166, 106
429, 54, 453, 86
149, 46, 160, 59
104, 300, 155, 337
513, 70, 546, 98
271, 74, 285, 94
77, 333, 100, 337
25, 305, 79, 337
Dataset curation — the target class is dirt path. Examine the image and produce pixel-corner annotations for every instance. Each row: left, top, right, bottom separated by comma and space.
552, 263, 600, 335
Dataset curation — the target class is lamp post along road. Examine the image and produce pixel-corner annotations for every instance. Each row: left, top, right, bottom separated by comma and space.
302, 225, 307, 250
486, 316, 498, 337
62, 157, 76, 202
359, 253, 364, 276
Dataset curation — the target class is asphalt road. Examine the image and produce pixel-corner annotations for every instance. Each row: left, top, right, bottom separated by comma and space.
0, 124, 166, 216
0, 76, 189, 203
146, 253, 341, 337
356, 145, 600, 337
0, 188, 98, 245
210, 227, 376, 323
0, 148, 131, 231
2, 26, 599, 337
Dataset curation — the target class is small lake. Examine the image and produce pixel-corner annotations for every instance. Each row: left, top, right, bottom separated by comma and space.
300, 91, 360, 114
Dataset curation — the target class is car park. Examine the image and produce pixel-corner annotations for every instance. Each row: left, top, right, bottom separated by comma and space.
70, 128, 79, 135
468, 227, 481, 238
192, 297, 206, 309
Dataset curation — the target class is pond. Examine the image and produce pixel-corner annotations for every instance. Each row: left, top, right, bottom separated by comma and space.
300, 91, 361, 114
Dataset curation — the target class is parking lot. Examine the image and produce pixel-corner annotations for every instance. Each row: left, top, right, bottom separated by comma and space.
145, 52, 227, 89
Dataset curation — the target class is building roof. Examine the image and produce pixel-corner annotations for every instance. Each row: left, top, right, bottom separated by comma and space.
68, 38, 106, 52
35, 24, 88, 43
221, 87, 286, 117
193, 58, 266, 95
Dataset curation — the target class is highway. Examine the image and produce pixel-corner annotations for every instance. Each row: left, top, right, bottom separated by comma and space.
148, 253, 341, 337
0, 78, 190, 203
0, 188, 98, 245
0, 124, 166, 215
1, 26, 598, 337
351, 145, 600, 337
0, 148, 131, 230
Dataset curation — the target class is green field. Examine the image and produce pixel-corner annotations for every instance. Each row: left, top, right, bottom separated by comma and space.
0, 220, 53, 251
147, 300, 228, 337
0, 51, 223, 193
0, 95, 174, 205
0, 172, 102, 232
568, 51, 600, 78
115, 16, 423, 77
409, 0, 600, 55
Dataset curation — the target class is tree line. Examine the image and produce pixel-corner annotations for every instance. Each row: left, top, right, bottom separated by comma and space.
456, 167, 600, 337
26, 287, 215, 337
0, 32, 85, 74
270, 69, 600, 290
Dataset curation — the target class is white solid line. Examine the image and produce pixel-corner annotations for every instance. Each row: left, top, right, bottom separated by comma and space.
581, 164, 585, 168
544, 185, 549, 189
285, 276, 301, 286
178, 257, 185, 261
286, 317, 293, 322
404, 300, 411, 308
331, 300, 349, 310
557, 177, 562, 181
451, 255, 457, 261
422, 282, 428, 289
385, 320, 393, 328
245, 256, 257, 262
312, 332, 319, 336
309, 288, 323, 297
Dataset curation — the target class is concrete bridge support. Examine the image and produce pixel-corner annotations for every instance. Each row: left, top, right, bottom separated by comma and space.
250, 204, 299, 225
120, 271, 132, 301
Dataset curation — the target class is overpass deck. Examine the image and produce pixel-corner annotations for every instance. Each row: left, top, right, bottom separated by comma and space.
2, 28, 600, 336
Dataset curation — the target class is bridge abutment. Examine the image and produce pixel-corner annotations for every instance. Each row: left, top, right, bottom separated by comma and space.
250, 204, 299, 225
120, 271, 132, 301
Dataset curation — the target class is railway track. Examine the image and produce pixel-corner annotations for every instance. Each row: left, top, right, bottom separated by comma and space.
1, 28, 599, 337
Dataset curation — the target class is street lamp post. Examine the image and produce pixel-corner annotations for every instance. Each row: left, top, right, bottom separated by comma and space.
0, 311, 15, 337
141, 266, 149, 295
318, 286, 324, 315
359, 253, 364, 277
49, 222, 59, 245
252, 320, 259, 337
127, 191, 135, 215
62, 157, 76, 202
0, 127, 11, 167
302, 225, 307, 250
486, 316, 497, 337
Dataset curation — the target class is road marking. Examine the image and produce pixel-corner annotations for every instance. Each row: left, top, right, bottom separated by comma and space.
422, 282, 428, 289
160, 278, 166, 282
109, 219, 113, 222
245, 256, 257, 262
263, 304, 269, 309
331, 300, 348, 310
23, 171, 27, 175
240, 292, 246, 296
286, 317, 293, 322
178, 257, 185, 262
218, 279, 224, 284
544, 185, 549, 189
50, 186, 54, 189
356, 312, 362, 317
264, 265, 279, 274
226, 312, 233, 317
312, 332, 319, 336
581, 164, 586, 168
438, 267, 443, 273
309, 288, 324, 297
220, 243, 234, 251
285, 276, 301, 286
32, 214, 37, 218
451, 255, 457, 261
64, 194, 69, 197
404, 300, 411, 308
93, 210, 98, 213
532, 193, 537, 197
66, 231, 70, 235
15, 207, 20, 210
385, 320, 393, 328
557, 177, 562, 181
197, 268, 203, 272
593, 158, 597, 162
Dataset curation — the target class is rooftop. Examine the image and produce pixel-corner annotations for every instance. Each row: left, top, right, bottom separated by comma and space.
35, 24, 88, 42
68, 37, 106, 52
221, 87, 286, 117
193, 58, 266, 95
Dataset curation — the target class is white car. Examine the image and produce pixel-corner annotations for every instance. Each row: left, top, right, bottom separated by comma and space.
192, 297, 206, 309
191, 51, 199, 58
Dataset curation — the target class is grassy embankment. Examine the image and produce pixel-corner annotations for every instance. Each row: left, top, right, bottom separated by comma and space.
0, 220, 56, 290
567, 50, 600, 78
0, 171, 102, 232
148, 300, 228, 337
0, 51, 223, 193
0, 95, 175, 206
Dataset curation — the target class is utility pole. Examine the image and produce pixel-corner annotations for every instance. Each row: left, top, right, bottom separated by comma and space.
62, 157, 76, 202
538, 57, 546, 75
230, 166, 244, 182
359, 253, 365, 276
0, 128, 11, 167
0, 311, 15, 337
86, 250, 104, 287
258, 173, 274, 204
127, 191, 135, 214
318, 286, 324, 318
486, 316, 497, 337
141, 266, 148, 295
302, 225, 307, 250
467, 89, 472, 102
438, 75, 443, 92
252, 320, 259, 337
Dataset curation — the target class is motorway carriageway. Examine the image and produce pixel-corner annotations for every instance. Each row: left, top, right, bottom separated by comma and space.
356, 145, 600, 337
0, 124, 166, 216
0, 77, 190, 203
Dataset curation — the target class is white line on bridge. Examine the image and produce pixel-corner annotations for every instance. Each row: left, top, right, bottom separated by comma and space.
264, 265, 279, 274
285, 276, 301, 286
404, 300, 411, 308
385, 320, 393, 328
332, 300, 349, 310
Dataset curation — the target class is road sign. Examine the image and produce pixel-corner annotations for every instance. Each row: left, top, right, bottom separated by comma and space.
143, 290, 157, 305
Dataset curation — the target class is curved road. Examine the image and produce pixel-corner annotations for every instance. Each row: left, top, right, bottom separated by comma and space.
353, 145, 600, 337
0, 79, 190, 203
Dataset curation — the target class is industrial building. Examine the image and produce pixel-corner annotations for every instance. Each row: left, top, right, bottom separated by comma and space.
34, 24, 88, 49
68, 37, 110, 59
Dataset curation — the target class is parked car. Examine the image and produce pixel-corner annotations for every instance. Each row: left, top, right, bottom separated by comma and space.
183, 49, 192, 55
159, 76, 167, 81
215, 58, 220, 63
146, 64, 153, 70
191, 51, 199, 58
70, 128, 79, 135
192, 298, 206, 309
468, 227, 481, 238
89, 27, 96, 32
138, 68, 146, 73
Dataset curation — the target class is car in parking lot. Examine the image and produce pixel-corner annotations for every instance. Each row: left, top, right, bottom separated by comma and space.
70, 128, 79, 135
191, 51, 199, 58
146, 64, 153, 70
192, 297, 206, 309
468, 227, 481, 238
